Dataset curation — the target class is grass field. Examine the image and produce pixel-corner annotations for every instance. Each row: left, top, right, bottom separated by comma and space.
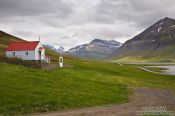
0, 58, 175, 115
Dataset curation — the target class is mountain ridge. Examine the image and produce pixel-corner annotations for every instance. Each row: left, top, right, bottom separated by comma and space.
67, 39, 122, 59
111, 17, 175, 62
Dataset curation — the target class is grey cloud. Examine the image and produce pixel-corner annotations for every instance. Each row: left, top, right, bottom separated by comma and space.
96, 0, 175, 28
0, 0, 73, 19
0, 0, 175, 50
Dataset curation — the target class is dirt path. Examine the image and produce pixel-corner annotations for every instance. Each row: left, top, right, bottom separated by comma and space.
30, 88, 175, 116
134, 66, 165, 75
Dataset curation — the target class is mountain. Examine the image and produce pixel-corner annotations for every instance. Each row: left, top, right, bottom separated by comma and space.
67, 39, 122, 59
111, 17, 175, 62
44, 45, 64, 54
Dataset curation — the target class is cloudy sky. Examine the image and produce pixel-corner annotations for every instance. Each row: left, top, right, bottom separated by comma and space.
0, 0, 175, 50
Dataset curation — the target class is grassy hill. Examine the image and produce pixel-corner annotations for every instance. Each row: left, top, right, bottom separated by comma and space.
0, 31, 24, 55
0, 31, 24, 45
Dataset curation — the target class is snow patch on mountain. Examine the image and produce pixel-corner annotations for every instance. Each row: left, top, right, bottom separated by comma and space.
69, 45, 86, 53
170, 25, 175, 28
158, 27, 162, 33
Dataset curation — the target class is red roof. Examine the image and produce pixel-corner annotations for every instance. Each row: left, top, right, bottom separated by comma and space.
6, 41, 40, 51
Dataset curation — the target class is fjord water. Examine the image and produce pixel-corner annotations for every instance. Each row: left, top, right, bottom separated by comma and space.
148, 65, 175, 75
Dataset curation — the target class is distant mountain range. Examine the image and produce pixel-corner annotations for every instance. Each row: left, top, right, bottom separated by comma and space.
111, 17, 175, 62
66, 39, 122, 59
44, 45, 64, 54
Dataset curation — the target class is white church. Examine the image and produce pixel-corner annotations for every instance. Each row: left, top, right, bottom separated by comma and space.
5, 41, 46, 61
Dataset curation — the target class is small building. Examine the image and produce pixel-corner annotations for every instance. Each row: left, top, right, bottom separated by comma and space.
5, 41, 45, 61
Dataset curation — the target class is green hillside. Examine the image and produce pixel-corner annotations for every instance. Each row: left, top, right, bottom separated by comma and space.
0, 31, 24, 55
0, 31, 24, 45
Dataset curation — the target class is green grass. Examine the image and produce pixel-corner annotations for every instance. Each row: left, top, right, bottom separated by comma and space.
0, 58, 175, 115
0, 44, 7, 55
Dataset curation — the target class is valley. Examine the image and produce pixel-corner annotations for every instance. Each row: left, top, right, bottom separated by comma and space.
0, 18, 175, 115
1, 0, 175, 115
